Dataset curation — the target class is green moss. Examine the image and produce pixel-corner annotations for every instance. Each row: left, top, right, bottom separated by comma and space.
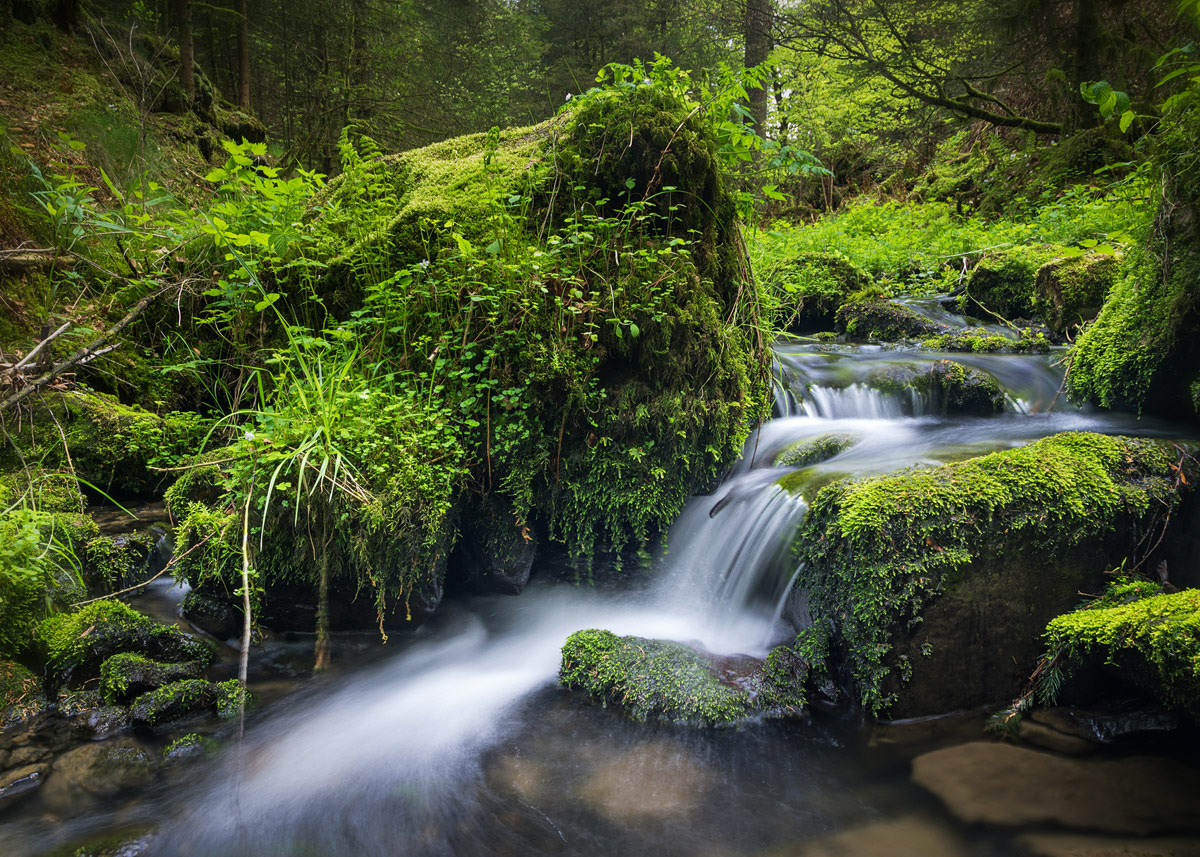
1, 658, 45, 726
910, 360, 1005, 415
0, 392, 208, 495
560, 629, 752, 726
163, 732, 219, 762
768, 252, 873, 331
129, 678, 217, 727
795, 432, 1185, 714
99, 652, 203, 704
1034, 252, 1118, 332
962, 244, 1068, 321
1046, 586, 1200, 719
84, 533, 156, 590
836, 299, 945, 341
920, 328, 1051, 353
36, 600, 215, 685
776, 432, 859, 468
215, 678, 249, 719
0, 468, 84, 513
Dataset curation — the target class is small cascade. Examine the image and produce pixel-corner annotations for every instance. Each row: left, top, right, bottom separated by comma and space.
799, 383, 907, 419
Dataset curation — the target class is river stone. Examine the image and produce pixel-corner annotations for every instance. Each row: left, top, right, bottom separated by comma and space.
0, 764, 46, 805
1018, 832, 1200, 857
577, 741, 709, 820
181, 590, 242, 639
100, 653, 206, 703
911, 741, 1200, 835
787, 815, 966, 857
72, 705, 132, 740
1017, 720, 1097, 756
129, 679, 218, 729
39, 738, 156, 812
1032, 707, 1180, 744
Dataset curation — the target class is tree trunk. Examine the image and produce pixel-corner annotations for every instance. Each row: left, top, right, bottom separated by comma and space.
175, 0, 195, 103
744, 0, 773, 131
1068, 0, 1103, 131
237, 0, 251, 111
314, 510, 331, 671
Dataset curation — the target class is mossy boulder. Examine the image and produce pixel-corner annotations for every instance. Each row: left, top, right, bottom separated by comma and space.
99, 653, 205, 704
559, 629, 807, 726
912, 360, 1006, 415
0, 391, 207, 495
775, 432, 859, 467
962, 244, 1068, 322
1046, 584, 1200, 722
83, 532, 157, 592
1034, 252, 1119, 332
794, 432, 1193, 717
36, 600, 216, 687
836, 299, 947, 341
770, 253, 873, 332
129, 678, 218, 729
920, 328, 1052, 354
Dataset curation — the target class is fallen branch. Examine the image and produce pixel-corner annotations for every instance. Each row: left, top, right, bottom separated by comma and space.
9, 321, 71, 376
0, 288, 163, 413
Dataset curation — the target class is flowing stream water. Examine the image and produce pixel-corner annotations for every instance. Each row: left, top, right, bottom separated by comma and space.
3, 302, 1197, 856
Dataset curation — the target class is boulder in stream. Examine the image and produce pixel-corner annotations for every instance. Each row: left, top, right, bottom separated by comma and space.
836, 299, 947, 341
793, 432, 1194, 718
99, 653, 206, 704
560, 629, 808, 726
1034, 252, 1119, 332
961, 244, 1067, 323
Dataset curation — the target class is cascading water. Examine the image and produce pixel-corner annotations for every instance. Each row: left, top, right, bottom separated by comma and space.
4, 303, 1191, 857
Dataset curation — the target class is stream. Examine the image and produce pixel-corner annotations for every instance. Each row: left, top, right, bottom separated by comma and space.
3, 299, 1199, 857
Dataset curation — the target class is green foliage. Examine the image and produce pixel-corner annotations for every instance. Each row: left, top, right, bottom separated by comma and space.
919, 328, 1051, 353
0, 659, 44, 725
794, 433, 1183, 714
760, 252, 872, 331
1046, 584, 1200, 717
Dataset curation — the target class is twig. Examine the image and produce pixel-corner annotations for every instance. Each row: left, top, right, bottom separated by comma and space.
10, 322, 71, 375
0, 288, 163, 413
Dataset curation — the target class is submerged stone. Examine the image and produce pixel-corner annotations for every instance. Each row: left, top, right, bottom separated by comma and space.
836, 299, 946, 341
912, 741, 1200, 836
39, 738, 157, 813
559, 629, 807, 726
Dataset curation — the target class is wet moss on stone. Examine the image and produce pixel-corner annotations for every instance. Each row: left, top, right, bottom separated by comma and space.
129, 678, 217, 728
768, 253, 873, 332
794, 433, 1189, 715
836, 298, 946, 341
1034, 252, 1118, 332
99, 652, 204, 704
776, 432, 859, 468
920, 328, 1051, 354
961, 244, 1067, 322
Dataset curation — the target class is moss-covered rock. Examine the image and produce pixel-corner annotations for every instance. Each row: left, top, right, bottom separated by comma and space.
836, 299, 947, 341
1046, 585, 1200, 722
769, 253, 873, 332
0, 391, 207, 495
559, 629, 807, 726
920, 328, 1052, 354
775, 432, 859, 467
962, 245, 1068, 322
912, 360, 1006, 415
794, 432, 1193, 717
1034, 252, 1119, 332
83, 532, 157, 592
99, 653, 205, 704
36, 600, 215, 687
180, 589, 241, 639
129, 678, 218, 728
163, 732, 219, 763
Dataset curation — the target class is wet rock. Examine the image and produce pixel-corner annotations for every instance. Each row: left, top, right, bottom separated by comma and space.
836, 299, 947, 341
962, 244, 1067, 322
1032, 706, 1180, 744
911, 741, 1200, 835
448, 495, 538, 596
1034, 252, 1118, 332
1018, 832, 1200, 857
0, 764, 46, 806
84, 533, 157, 592
39, 738, 156, 812
776, 432, 859, 468
7, 744, 51, 766
577, 741, 709, 820
560, 630, 807, 726
787, 815, 966, 857
100, 653, 206, 703
129, 679, 218, 729
162, 732, 218, 763
71, 705, 132, 740
1017, 720, 1097, 756
918, 360, 1006, 415
181, 590, 241, 639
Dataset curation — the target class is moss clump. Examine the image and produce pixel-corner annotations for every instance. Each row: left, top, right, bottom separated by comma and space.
83, 533, 156, 591
0, 392, 208, 495
912, 360, 1006, 415
1034, 252, 1119, 332
129, 678, 218, 728
962, 244, 1067, 322
36, 600, 215, 686
769, 253, 873, 332
560, 629, 750, 726
1046, 586, 1200, 720
559, 629, 807, 726
920, 328, 1051, 354
776, 432, 859, 468
163, 732, 219, 763
99, 652, 204, 704
0, 468, 84, 513
795, 433, 1187, 714
1, 659, 45, 726
836, 298, 946, 341
215, 678, 250, 719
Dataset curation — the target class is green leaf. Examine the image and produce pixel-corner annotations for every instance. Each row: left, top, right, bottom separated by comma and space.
629, 323, 640, 338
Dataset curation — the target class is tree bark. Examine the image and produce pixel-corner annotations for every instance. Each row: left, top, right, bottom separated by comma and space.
744, 0, 773, 131
237, 0, 251, 111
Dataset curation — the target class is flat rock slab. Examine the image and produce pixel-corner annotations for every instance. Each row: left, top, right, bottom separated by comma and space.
1019, 833, 1200, 857
912, 741, 1200, 836
786, 815, 966, 857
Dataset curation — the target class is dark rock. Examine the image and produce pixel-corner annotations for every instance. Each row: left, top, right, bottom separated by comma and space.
1017, 719, 1098, 756
181, 590, 242, 639
912, 741, 1200, 835
962, 244, 1067, 322
0, 764, 46, 806
448, 494, 538, 595
129, 679, 218, 729
100, 653, 205, 703
71, 705, 132, 740
162, 732, 218, 764
1032, 706, 1181, 744
40, 738, 156, 812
